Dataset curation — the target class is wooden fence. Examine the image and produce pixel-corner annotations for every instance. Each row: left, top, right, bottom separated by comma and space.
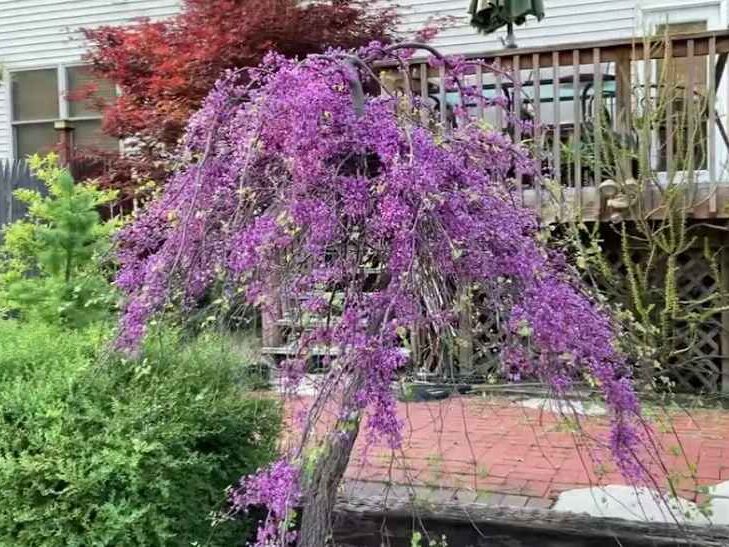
0, 159, 45, 229
0, 156, 113, 230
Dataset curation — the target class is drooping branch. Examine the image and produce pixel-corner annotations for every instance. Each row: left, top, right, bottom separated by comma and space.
114, 43, 657, 546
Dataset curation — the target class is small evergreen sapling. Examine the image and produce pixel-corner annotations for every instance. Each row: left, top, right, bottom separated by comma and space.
0, 154, 118, 326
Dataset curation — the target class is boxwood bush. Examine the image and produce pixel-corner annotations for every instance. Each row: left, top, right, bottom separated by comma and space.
0, 321, 280, 546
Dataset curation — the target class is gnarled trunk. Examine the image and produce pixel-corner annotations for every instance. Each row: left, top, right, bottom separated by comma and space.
298, 275, 391, 546
298, 375, 363, 547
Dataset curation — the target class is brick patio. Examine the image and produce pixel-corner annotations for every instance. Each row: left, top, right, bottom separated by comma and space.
287, 394, 729, 508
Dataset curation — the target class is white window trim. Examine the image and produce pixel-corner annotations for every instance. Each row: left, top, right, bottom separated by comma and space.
8, 63, 120, 160
640, 0, 722, 12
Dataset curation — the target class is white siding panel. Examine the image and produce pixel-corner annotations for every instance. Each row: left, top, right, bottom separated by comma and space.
0, 0, 181, 68
0, 0, 181, 159
397, 0, 639, 55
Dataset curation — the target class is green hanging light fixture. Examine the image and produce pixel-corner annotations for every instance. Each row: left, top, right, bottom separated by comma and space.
469, 0, 545, 49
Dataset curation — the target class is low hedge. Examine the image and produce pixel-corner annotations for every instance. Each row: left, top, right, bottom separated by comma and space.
0, 322, 280, 546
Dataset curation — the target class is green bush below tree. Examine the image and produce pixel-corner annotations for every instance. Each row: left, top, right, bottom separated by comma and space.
0, 321, 280, 546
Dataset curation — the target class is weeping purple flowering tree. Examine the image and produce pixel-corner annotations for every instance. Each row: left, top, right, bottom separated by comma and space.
115, 44, 650, 546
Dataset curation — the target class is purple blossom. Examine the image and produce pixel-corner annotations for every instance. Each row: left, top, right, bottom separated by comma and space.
230, 460, 301, 546
114, 44, 654, 543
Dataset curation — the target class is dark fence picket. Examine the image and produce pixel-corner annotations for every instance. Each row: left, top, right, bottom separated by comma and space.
0, 161, 9, 228
0, 159, 46, 228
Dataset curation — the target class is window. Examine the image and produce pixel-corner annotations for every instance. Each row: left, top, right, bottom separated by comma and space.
11, 69, 59, 157
10, 66, 118, 159
66, 65, 117, 118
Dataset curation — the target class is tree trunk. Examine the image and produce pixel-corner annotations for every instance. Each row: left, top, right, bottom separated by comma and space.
298, 274, 391, 546
297, 374, 363, 547
262, 305, 283, 347
261, 277, 283, 347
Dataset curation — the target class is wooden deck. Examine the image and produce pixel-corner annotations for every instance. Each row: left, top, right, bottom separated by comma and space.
378, 30, 729, 223
524, 182, 729, 223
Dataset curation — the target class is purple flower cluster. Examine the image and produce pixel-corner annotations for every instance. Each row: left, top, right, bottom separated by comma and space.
506, 275, 644, 477
114, 44, 651, 543
230, 460, 301, 545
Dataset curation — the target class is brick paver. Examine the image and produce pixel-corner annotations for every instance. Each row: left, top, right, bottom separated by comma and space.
287, 394, 729, 506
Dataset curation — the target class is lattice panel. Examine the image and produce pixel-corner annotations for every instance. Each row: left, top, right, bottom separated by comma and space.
467, 243, 726, 392
470, 310, 504, 381
601, 245, 724, 394
410, 239, 726, 392
407, 314, 504, 382
671, 251, 723, 392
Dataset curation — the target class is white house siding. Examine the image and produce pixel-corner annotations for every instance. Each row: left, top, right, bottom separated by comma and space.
639, 0, 729, 31
398, 0, 728, 56
1, 0, 726, 160
0, 0, 181, 160
397, 0, 639, 56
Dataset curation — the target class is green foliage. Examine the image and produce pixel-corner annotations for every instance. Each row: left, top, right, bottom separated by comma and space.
565, 220, 727, 392
0, 318, 105, 381
0, 320, 280, 546
0, 154, 118, 326
410, 531, 450, 547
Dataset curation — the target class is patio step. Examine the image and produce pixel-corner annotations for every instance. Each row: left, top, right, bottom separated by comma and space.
261, 343, 411, 360
261, 343, 340, 357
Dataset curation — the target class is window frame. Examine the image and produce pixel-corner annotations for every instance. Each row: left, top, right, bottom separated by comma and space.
7, 63, 120, 159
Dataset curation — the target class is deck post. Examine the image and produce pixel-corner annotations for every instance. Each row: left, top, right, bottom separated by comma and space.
54, 120, 75, 167
458, 290, 474, 378
615, 49, 632, 181
615, 50, 632, 131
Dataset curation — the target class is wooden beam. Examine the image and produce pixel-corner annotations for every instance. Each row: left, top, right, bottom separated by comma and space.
615, 48, 632, 133
593, 48, 603, 186
615, 48, 632, 181
458, 291, 473, 377
722, 239, 729, 394
334, 493, 729, 547
709, 36, 718, 214
572, 49, 582, 207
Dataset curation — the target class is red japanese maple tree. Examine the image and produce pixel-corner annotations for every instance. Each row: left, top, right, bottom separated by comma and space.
81, 0, 396, 196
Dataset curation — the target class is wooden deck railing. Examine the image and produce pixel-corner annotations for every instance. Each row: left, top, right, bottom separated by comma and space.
379, 30, 729, 222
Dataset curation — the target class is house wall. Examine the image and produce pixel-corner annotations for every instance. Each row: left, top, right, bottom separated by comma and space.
0, 0, 181, 160
398, 0, 638, 55
638, 0, 729, 31
398, 0, 728, 56
0, 0, 726, 161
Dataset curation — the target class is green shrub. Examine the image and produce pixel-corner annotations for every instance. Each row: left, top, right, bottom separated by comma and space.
0, 321, 280, 546
0, 153, 118, 327
0, 317, 105, 380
